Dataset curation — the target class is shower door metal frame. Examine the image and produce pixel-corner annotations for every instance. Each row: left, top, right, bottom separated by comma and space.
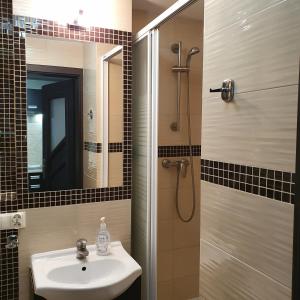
133, 29, 159, 300
149, 28, 159, 300
292, 60, 300, 300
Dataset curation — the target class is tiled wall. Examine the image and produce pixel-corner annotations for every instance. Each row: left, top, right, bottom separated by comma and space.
156, 4, 203, 299
0, 0, 132, 299
0, 0, 18, 298
200, 0, 300, 299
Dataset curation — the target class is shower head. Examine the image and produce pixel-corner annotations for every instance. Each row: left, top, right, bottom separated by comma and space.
186, 47, 200, 68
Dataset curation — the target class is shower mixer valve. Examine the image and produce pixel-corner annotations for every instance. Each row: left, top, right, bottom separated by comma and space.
162, 159, 189, 177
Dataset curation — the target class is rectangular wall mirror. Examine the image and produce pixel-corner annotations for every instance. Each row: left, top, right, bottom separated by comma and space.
26, 35, 123, 192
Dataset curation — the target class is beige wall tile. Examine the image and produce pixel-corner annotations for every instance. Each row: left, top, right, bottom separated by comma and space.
200, 240, 291, 300
158, 220, 173, 251
204, 0, 284, 37
157, 251, 173, 282
26, 36, 84, 68
109, 114, 123, 143
173, 246, 199, 278
157, 280, 173, 300
159, 114, 202, 145
157, 188, 176, 221
173, 212, 200, 249
18, 200, 131, 300
109, 55, 123, 116
172, 275, 199, 300
203, 0, 300, 98
108, 152, 123, 187
202, 85, 298, 172
201, 181, 294, 287
83, 151, 102, 189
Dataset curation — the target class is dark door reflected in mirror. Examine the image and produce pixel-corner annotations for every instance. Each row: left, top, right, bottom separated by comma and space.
26, 35, 124, 192
27, 67, 82, 191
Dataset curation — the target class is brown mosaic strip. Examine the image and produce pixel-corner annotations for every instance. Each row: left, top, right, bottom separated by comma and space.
109, 142, 123, 153
0, 229, 18, 300
22, 186, 130, 209
11, 15, 132, 210
158, 145, 201, 157
0, 192, 16, 201
84, 142, 123, 153
84, 142, 102, 153
13, 15, 132, 44
201, 159, 295, 204
0, 15, 15, 195
0, 4, 18, 299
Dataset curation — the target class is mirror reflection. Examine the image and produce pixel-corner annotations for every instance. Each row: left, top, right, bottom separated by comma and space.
26, 36, 123, 192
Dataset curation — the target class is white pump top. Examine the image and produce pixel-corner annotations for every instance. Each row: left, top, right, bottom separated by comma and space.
100, 217, 107, 230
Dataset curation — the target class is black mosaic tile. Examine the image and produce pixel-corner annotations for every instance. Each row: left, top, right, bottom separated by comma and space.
201, 159, 295, 204
84, 142, 102, 153
158, 145, 201, 157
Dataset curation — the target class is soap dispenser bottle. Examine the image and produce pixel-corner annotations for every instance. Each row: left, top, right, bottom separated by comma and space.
96, 217, 110, 255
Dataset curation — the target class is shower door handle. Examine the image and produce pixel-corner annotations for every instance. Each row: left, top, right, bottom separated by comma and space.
209, 79, 235, 102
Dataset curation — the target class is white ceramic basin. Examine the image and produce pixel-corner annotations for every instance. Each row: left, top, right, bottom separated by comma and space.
31, 241, 142, 300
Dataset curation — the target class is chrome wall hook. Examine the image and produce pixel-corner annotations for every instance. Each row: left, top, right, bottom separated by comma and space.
210, 79, 235, 102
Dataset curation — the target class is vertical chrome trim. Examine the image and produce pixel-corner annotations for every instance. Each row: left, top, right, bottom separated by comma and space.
101, 46, 124, 187
146, 32, 152, 300
149, 28, 159, 300
292, 59, 300, 300
100, 57, 107, 186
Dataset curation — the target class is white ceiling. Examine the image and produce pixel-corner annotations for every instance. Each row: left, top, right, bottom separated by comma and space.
132, 0, 204, 21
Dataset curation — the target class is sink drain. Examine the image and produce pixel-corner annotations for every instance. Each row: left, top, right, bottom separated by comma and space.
82, 266, 86, 271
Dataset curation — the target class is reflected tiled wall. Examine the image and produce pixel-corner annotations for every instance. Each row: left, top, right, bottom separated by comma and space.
200, 0, 300, 299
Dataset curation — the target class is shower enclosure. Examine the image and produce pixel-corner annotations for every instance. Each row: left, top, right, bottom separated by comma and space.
132, 1, 203, 299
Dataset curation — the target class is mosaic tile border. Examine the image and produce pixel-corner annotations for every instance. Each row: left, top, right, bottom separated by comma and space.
0, 192, 16, 202
84, 142, 102, 153
0, 3, 18, 299
12, 15, 132, 209
0, 229, 18, 300
0, 16, 15, 195
158, 145, 201, 157
201, 159, 295, 204
109, 142, 123, 153
84, 142, 123, 153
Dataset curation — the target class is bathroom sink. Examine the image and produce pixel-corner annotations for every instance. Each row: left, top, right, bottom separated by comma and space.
31, 241, 142, 300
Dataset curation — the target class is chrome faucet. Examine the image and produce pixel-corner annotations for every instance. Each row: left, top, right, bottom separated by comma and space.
76, 238, 89, 260
162, 159, 189, 177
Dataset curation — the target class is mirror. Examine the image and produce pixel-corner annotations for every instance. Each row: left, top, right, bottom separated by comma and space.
26, 35, 123, 192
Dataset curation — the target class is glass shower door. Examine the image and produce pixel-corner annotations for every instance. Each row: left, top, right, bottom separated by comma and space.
132, 31, 159, 300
